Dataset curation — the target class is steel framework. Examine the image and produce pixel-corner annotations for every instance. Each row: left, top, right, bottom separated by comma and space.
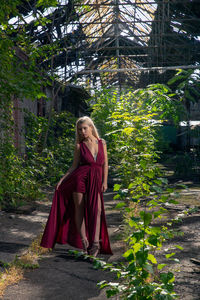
14, 0, 200, 89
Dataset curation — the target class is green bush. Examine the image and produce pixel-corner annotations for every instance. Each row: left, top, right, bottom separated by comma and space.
24, 109, 76, 186
0, 108, 76, 210
90, 86, 182, 299
0, 141, 43, 210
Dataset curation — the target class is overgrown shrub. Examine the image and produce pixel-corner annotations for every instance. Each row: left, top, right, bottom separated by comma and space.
0, 107, 76, 209
0, 141, 43, 210
90, 86, 182, 299
24, 109, 76, 186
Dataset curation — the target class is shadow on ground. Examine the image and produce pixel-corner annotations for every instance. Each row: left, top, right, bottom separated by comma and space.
1, 189, 124, 300
3, 247, 115, 300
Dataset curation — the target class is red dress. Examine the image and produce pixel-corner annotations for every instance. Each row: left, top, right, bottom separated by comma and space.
40, 138, 112, 255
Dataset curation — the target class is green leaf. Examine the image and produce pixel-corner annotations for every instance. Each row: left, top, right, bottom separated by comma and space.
123, 249, 134, 261
160, 272, 175, 284
185, 90, 196, 103
136, 249, 148, 266
125, 207, 131, 213
152, 185, 163, 193
128, 183, 134, 189
36, 0, 58, 8
115, 202, 126, 209
133, 243, 142, 253
106, 289, 119, 298
154, 208, 167, 218
150, 227, 161, 235
113, 184, 121, 191
131, 216, 141, 222
127, 262, 136, 273
97, 280, 107, 288
148, 235, 158, 246
157, 264, 167, 270
160, 195, 169, 202
132, 231, 144, 242
189, 86, 200, 98
153, 179, 162, 185
139, 211, 152, 226
129, 219, 137, 228
158, 177, 168, 184
36, 92, 47, 99
148, 253, 157, 264
131, 198, 139, 203
113, 194, 120, 200
169, 199, 179, 204
168, 73, 187, 85
165, 253, 175, 259
128, 217, 141, 229
123, 127, 134, 135
93, 260, 103, 269
144, 171, 154, 178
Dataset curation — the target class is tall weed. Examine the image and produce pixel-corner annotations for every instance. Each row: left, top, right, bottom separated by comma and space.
91, 86, 182, 299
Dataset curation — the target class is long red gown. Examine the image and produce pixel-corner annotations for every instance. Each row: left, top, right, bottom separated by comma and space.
40, 138, 113, 255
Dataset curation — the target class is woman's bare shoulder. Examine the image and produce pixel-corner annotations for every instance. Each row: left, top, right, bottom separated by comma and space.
100, 138, 106, 146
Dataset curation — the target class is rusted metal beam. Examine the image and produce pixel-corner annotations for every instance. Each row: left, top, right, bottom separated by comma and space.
72, 1, 200, 6
74, 19, 200, 25
76, 64, 200, 75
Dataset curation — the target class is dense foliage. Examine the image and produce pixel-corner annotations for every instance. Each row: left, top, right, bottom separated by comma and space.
0, 108, 76, 210
0, 0, 75, 209
24, 109, 76, 185
90, 86, 184, 299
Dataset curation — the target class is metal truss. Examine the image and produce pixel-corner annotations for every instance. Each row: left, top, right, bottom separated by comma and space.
13, 0, 200, 89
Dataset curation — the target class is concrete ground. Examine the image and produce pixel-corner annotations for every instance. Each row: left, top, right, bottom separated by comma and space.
0, 189, 124, 300
1, 184, 200, 300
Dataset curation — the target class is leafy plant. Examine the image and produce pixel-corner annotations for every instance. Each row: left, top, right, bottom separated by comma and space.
168, 69, 200, 152
97, 180, 180, 300
0, 140, 44, 210
24, 109, 76, 186
90, 87, 183, 299
168, 69, 200, 105
0, 0, 62, 209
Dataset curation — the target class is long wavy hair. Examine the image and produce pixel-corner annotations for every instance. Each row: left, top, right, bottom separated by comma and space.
75, 116, 100, 144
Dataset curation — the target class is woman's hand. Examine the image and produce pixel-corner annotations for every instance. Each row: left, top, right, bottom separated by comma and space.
101, 182, 108, 193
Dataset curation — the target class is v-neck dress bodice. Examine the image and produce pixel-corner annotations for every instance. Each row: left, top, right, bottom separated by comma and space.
40, 138, 112, 255
82, 140, 99, 162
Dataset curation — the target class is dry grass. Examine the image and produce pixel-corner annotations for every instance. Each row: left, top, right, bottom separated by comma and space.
29, 232, 50, 256
0, 232, 51, 298
0, 265, 23, 298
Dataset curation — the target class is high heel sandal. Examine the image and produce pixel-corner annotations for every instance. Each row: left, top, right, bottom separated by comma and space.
81, 238, 89, 254
89, 241, 100, 257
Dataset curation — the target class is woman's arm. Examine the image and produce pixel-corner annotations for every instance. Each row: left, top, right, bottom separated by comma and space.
102, 139, 108, 192
56, 143, 80, 189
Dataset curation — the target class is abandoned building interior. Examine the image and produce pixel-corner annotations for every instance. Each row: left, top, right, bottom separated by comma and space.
8, 0, 200, 152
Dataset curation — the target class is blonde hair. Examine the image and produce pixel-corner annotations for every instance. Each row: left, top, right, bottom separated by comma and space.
75, 116, 100, 144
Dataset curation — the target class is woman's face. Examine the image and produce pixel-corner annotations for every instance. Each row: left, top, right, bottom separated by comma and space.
78, 122, 93, 139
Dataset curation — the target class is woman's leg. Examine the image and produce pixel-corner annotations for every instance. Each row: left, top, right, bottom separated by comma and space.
94, 193, 102, 242
73, 192, 88, 251
90, 193, 102, 256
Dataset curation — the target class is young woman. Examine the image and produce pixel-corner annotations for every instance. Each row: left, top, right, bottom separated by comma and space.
40, 116, 112, 257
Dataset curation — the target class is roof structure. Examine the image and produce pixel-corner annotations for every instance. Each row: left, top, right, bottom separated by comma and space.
13, 0, 200, 89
